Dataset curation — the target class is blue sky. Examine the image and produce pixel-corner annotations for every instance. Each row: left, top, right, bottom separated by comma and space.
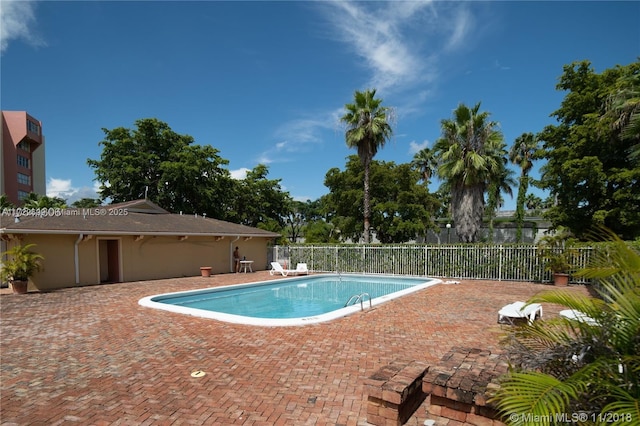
1, 1, 638, 211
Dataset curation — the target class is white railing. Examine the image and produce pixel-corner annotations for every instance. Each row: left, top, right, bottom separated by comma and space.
270, 245, 594, 283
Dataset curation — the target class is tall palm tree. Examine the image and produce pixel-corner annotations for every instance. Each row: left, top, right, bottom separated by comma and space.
486, 154, 516, 243
434, 102, 505, 243
341, 89, 393, 243
411, 147, 438, 185
509, 133, 539, 242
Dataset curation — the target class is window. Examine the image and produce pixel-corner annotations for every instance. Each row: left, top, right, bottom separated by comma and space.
17, 140, 31, 152
27, 119, 40, 135
18, 190, 29, 201
17, 155, 30, 169
17, 173, 31, 185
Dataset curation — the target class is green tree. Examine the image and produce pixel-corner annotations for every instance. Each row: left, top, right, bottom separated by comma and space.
341, 89, 393, 243
227, 164, 291, 228
486, 155, 516, 243
22, 193, 67, 209
434, 102, 506, 243
303, 221, 337, 243
538, 60, 640, 239
492, 230, 640, 425
324, 156, 439, 243
0, 195, 15, 210
87, 118, 233, 218
524, 193, 544, 211
602, 66, 640, 159
283, 200, 307, 243
71, 198, 102, 208
411, 147, 438, 185
509, 133, 539, 242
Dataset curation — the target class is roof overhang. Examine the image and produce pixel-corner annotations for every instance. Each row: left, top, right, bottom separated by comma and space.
0, 229, 280, 238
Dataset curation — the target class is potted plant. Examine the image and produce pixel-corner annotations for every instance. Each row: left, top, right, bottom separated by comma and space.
0, 243, 44, 294
537, 227, 576, 286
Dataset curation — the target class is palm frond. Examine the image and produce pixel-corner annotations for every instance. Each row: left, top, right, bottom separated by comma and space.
492, 371, 582, 426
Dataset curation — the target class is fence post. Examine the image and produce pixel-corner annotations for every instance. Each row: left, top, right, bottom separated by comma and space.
498, 245, 503, 282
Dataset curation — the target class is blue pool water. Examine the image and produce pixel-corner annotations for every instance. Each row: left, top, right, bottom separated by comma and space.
139, 274, 440, 326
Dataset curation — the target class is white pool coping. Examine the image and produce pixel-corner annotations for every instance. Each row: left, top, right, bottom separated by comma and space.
138, 274, 442, 327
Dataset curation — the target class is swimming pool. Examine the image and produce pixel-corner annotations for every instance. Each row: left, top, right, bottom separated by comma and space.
139, 274, 441, 326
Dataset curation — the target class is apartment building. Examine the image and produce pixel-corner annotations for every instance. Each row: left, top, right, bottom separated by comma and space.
1, 111, 46, 205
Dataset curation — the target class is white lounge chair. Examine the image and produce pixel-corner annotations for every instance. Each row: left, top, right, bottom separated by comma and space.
295, 263, 309, 275
559, 309, 598, 326
498, 301, 543, 325
269, 262, 296, 277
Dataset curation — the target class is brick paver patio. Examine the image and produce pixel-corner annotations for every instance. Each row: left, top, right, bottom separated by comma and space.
1, 273, 591, 425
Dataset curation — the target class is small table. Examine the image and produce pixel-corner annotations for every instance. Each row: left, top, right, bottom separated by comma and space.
239, 260, 254, 273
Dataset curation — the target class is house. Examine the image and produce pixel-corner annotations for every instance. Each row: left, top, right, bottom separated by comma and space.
0, 199, 280, 291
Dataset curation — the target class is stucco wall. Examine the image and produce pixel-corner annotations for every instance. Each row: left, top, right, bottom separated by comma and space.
17, 234, 78, 290
7, 234, 273, 291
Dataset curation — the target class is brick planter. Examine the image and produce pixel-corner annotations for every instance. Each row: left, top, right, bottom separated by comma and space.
422, 347, 508, 426
365, 359, 429, 426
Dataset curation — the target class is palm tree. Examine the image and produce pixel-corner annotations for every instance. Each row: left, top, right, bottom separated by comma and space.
341, 89, 393, 243
603, 73, 640, 163
21, 193, 67, 209
525, 193, 543, 211
434, 102, 505, 243
509, 133, 539, 242
486, 154, 516, 242
411, 147, 438, 185
492, 229, 640, 425
0, 194, 14, 210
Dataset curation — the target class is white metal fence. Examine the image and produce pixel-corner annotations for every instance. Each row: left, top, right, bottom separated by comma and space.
270, 245, 595, 283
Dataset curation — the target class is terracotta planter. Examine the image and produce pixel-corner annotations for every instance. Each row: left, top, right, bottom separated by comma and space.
10, 280, 28, 294
553, 273, 569, 286
200, 267, 212, 277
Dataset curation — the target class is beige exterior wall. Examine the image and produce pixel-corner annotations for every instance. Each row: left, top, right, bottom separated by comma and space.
5, 234, 273, 291
14, 234, 78, 291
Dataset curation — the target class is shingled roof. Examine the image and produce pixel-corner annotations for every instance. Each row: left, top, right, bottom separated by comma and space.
0, 199, 280, 238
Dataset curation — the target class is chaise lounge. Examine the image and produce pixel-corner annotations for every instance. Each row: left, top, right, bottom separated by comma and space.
269, 262, 296, 277
498, 301, 543, 325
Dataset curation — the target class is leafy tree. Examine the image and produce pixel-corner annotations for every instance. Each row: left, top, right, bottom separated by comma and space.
538, 60, 640, 239
227, 164, 291, 228
341, 89, 393, 243
87, 118, 233, 218
492, 229, 640, 425
510, 133, 539, 242
434, 102, 506, 242
324, 155, 439, 243
301, 195, 341, 243
22, 193, 67, 209
283, 200, 307, 243
303, 221, 336, 244
71, 198, 102, 208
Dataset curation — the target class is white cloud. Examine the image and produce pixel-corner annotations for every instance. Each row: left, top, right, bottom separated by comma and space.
319, 1, 474, 96
0, 0, 45, 54
274, 115, 336, 148
408, 140, 430, 155
46, 178, 101, 204
444, 8, 472, 51
258, 110, 342, 165
230, 168, 250, 180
